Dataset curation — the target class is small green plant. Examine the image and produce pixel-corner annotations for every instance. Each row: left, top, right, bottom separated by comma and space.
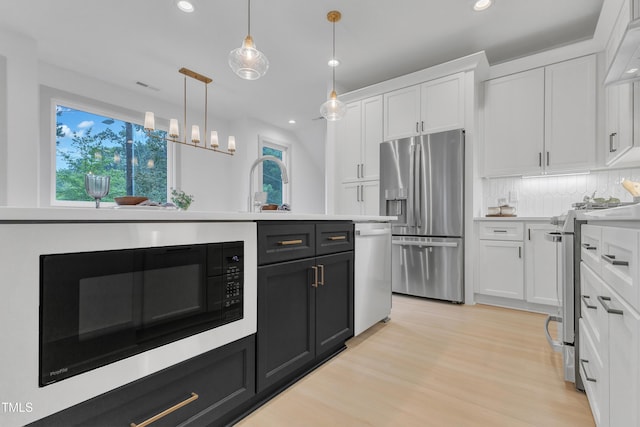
170, 188, 194, 210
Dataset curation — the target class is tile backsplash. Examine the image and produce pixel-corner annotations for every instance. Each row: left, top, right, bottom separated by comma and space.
481, 168, 640, 217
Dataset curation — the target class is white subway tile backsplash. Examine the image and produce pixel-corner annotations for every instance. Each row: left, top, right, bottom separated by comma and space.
481, 168, 640, 217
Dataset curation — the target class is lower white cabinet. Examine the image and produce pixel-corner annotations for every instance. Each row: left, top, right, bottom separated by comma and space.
338, 181, 379, 216
525, 224, 561, 306
477, 239, 524, 299
580, 224, 640, 427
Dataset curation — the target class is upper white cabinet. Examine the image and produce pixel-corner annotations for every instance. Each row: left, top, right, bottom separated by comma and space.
482, 55, 596, 177
334, 95, 382, 216
384, 73, 465, 140
483, 68, 545, 177
335, 96, 383, 184
605, 0, 636, 165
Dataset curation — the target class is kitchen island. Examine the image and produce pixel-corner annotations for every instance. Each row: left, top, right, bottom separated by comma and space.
0, 208, 393, 426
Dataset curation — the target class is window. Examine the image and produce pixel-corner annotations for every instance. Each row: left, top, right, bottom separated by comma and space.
259, 137, 290, 206
54, 103, 169, 205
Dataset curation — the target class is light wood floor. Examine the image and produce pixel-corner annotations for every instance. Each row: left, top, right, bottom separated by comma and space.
237, 295, 594, 427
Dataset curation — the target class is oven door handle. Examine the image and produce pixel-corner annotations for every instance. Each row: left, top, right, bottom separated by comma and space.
544, 315, 563, 352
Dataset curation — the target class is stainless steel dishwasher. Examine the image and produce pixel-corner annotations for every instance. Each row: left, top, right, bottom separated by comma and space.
354, 222, 392, 336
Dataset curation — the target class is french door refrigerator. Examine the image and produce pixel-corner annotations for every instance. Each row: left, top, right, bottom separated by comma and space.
380, 129, 464, 303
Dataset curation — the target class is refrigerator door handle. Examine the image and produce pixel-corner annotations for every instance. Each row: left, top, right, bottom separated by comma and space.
392, 240, 458, 248
407, 143, 416, 228
413, 143, 422, 229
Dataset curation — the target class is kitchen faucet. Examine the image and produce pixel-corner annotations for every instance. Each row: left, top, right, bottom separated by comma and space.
248, 155, 289, 212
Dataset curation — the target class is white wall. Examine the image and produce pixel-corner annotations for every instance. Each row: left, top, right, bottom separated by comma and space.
0, 27, 326, 212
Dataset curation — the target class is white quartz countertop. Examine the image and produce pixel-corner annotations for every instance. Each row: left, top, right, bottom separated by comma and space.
474, 216, 552, 222
0, 207, 395, 222
584, 203, 640, 221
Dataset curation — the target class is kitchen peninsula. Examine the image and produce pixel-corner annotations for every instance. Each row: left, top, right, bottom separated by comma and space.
0, 208, 393, 426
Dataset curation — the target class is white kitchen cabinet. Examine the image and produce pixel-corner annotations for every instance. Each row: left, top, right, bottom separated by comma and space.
483, 68, 545, 176
525, 224, 561, 306
605, 0, 636, 165
544, 55, 596, 173
477, 239, 524, 300
482, 55, 596, 177
384, 73, 465, 140
337, 181, 379, 216
334, 95, 382, 216
335, 96, 382, 183
580, 223, 640, 427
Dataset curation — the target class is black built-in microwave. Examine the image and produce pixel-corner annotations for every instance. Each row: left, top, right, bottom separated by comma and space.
39, 241, 243, 386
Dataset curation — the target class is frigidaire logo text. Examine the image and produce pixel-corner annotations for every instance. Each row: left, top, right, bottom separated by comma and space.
49, 367, 68, 376
1, 402, 33, 413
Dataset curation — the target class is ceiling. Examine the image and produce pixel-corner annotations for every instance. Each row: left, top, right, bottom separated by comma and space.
0, 0, 605, 129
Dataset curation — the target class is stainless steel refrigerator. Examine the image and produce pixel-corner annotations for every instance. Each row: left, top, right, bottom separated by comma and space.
380, 129, 464, 302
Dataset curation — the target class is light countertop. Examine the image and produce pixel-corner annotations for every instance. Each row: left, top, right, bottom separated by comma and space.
474, 216, 552, 222
0, 207, 395, 223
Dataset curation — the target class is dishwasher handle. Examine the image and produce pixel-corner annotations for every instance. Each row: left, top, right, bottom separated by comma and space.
356, 229, 390, 237
392, 240, 458, 248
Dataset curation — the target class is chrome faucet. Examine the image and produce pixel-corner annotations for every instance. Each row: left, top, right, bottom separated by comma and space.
248, 155, 289, 212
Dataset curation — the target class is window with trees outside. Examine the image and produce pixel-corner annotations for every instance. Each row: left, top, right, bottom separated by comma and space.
55, 104, 168, 204
260, 138, 290, 207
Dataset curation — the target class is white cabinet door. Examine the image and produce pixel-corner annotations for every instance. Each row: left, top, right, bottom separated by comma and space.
606, 286, 640, 427
525, 224, 561, 306
383, 85, 420, 140
421, 73, 465, 134
605, 83, 635, 165
337, 182, 362, 215
335, 102, 362, 183
362, 96, 383, 181
477, 240, 524, 299
544, 55, 596, 173
361, 181, 380, 216
483, 68, 545, 177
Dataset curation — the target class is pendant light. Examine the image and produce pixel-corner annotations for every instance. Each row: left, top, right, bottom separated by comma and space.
320, 10, 347, 121
228, 0, 269, 80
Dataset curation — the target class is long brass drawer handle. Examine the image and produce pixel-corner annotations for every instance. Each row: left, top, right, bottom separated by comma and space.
311, 265, 318, 288
130, 392, 199, 427
278, 239, 303, 246
318, 264, 325, 285
327, 235, 347, 241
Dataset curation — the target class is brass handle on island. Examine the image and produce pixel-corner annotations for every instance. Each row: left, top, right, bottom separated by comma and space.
327, 235, 347, 241
278, 239, 303, 246
130, 392, 199, 427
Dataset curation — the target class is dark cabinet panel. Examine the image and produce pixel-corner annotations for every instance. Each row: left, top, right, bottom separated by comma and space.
257, 222, 315, 265
315, 252, 354, 358
29, 336, 255, 427
316, 222, 354, 256
257, 258, 316, 393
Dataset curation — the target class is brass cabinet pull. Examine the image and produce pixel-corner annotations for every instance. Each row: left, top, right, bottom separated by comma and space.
278, 239, 303, 246
130, 392, 198, 427
327, 235, 347, 241
318, 264, 325, 286
311, 265, 318, 288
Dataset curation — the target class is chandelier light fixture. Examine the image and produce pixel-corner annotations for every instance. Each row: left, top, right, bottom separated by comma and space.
320, 10, 347, 121
228, 0, 269, 80
144, 67, 236, 156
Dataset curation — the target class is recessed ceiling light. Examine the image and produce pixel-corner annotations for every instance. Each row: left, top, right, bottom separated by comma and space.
328, 58, 340, 67
176, 0, 195, 13
626, 68, 639, 74
288, 119, 296, 124
473, 0, 493, 11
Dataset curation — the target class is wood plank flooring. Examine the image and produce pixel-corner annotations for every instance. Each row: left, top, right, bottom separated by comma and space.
237, 295, 594, 427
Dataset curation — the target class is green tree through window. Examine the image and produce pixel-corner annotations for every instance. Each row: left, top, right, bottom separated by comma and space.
262, 146, 283, 205
55, 105, 168, 203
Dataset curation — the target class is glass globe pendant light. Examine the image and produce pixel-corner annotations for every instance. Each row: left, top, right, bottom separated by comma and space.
320, 10, 346, 121
228, 0, 269, 80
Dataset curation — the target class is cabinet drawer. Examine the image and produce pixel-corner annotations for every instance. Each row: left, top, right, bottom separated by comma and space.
581, 224, 602, 275
316, 222, 354, 255
478, 221, 523, 241
601, 226, 640, 312
30, 336, 256, 427
581, 262, 606, 351
258, 222, 315, 265
579, 319, 608, 427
